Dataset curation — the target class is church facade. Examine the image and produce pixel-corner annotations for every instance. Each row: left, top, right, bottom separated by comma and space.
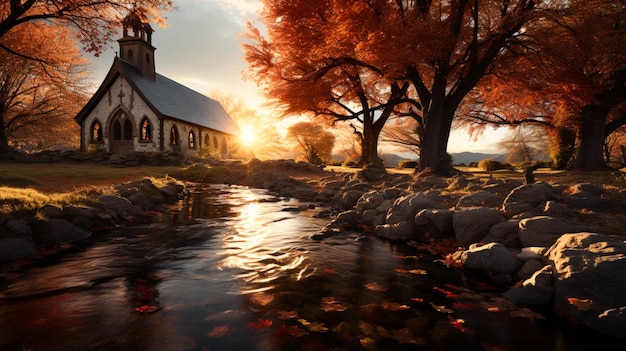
75, 15, 241, 158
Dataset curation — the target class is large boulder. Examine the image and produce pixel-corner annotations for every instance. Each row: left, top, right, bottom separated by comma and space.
482, 220, 521, 248
375, 221, 416, 241
45, 219, 92, 245
386, 192, 444, 224
452, 207, 504, 247
502, 182, 554, 217
502, 265, 554, 305
518, 216, 595, 247
413, 208, 454, 241
454, 242, 523, 274
545, 233, 626, 339
456, 191, 503, 208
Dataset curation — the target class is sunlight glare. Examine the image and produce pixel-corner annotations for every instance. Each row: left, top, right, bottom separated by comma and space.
241, 127, 256, 147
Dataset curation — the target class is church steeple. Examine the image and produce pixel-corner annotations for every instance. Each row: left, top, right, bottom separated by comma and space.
118, 11, 156, 80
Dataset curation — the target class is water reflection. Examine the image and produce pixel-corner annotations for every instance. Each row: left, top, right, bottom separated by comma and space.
0, 185, 621, 351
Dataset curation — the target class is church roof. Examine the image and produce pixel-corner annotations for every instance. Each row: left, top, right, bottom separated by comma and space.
76, 57, 241, 137
119, 60, 241, 136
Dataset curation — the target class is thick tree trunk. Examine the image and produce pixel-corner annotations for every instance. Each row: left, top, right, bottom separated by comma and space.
0, 113, 10, 151
417, 91, 457, 176
570, 106, 611, 171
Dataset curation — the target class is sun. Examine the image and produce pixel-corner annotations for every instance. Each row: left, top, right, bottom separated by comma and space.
241, 126, 257, 147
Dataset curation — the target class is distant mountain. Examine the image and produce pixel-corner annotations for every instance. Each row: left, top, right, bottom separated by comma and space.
451, 152, 507, 165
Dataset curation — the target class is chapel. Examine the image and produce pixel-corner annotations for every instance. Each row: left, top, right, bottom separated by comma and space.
75, 13, 241, 158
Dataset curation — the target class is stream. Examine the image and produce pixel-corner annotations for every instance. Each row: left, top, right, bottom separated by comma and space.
0, 185, 618, 350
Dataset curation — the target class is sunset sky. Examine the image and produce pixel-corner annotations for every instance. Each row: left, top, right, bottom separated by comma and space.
84, 0, 506, 155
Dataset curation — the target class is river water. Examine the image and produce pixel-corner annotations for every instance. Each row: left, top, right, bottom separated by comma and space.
0, 185, 618, 350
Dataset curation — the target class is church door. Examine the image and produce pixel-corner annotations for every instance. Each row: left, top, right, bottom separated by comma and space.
109, 111, 134, 154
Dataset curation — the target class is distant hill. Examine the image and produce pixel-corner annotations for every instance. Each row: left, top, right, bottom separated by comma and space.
451, 152, 507, 165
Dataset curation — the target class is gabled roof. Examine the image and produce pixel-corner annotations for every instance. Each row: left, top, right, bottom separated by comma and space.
76, 57, 241, 136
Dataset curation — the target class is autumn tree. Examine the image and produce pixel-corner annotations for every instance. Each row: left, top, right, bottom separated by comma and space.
498, 126, 548, 164
243, 1, 412, 167
459, 0, 626, 171
0, 0, 172, 60
246, 0, 562, 175
286, 122, 335, 165
0, 22, 89, 151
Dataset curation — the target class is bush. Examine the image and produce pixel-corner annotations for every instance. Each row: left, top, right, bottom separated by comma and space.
342, 160, 356, 167
398, 159, 418, 168
477, 159, 509, 172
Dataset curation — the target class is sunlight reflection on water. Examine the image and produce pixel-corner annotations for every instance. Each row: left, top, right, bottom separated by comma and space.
0, 185, 621, 351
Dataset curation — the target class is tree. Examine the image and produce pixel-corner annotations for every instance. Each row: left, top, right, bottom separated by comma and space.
286, 122, 335, 165
0, 22, 89, 151
498, 126, 548, 164
246, 0, 558, 175
458, 0, 626, 171
243, 2, 412, 167
0, 0, 172, 60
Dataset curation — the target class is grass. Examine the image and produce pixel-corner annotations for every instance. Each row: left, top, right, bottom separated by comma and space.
0, 162, 184, 221
0, 162, 182, 193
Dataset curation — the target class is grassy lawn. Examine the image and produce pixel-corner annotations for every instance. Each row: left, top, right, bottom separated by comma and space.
0, 162, 183, 193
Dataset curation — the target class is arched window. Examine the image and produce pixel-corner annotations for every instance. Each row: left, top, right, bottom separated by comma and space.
213, 136, 218, 149
127, 49, 134, 59
221, 138, 228, 154
188, 131, 196, 149
170, 126, 179, 145
204, 134, 210, 147
91, 120, 103, 142
140, 118, 151, 141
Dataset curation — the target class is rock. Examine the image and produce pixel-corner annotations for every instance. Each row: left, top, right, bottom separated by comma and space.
386, 192, 444, 225
518, 216, 595, 247
41, 204, 63, 218
456, 191, 503, 208
502, 265, 554, 305
413, 208, 454, 240
339, 190, 365, 211
63, 205, 99, 219
482, 220, 521, 248
452, 207, 504, 247
0, 238, 38, 261
545, 233, 626, 339
502, 182, 554, 217
355, 191, 385, 214
517, 258, 547, 281
45, 218, 92, 244
375, 221, 416, 241
454, 242, 523, 274
97, 195, 145, 218
5, 218, 32, 239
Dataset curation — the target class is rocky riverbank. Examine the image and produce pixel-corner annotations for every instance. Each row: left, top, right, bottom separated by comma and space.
1, 157, 625, 339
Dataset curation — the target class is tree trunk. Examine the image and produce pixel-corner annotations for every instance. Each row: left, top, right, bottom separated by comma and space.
570, 106, 611, 171
417, 87, 457, 176
0, 112, 10, 151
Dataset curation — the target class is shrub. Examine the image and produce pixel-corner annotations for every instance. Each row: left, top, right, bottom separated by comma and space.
398, 160, 418, 168
342, 160, 356, 167
477, 159, 509, 171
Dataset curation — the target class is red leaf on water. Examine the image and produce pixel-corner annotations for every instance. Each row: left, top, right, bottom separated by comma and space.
248, 318, 272, 330
433, 286, 459, 298
135, 305, 158, 313
321, 268, 336, 274
450, 318, 474, 334
411, 297, 425, 303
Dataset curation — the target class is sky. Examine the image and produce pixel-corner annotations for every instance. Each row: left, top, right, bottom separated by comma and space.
83, 0, 506, 155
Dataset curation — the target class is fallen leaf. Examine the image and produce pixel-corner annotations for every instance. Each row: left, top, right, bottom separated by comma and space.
381, 301, 410, 311
320, 297, 348, 312
279, 324, 309, 337
206, 325, 230, 338
449, 318, 474, 334
298, 318, 328, 332
429, 302, 454, 314
365, 282, 387, 292
359, 337, 376, 349
277, 310, 299, 320
568, 297, 593, 311
411, 297, 425, 303
433, 286, 459, 298
248, 318, 272, 330
135, 305, 158, 313
322, 267, 337, 274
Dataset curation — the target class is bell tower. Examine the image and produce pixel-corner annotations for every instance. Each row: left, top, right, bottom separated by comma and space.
118, 12, 156, 80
